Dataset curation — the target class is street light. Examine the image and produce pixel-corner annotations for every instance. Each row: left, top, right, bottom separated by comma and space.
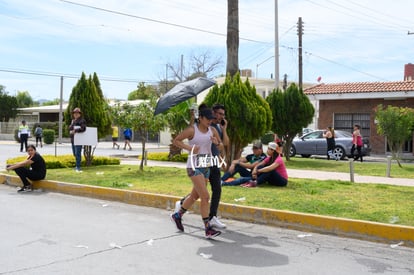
256, 56, 274, 79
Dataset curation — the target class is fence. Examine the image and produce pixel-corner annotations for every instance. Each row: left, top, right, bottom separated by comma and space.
0, 122, 22, 135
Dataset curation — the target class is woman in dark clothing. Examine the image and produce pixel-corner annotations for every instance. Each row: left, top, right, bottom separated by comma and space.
323, 126, 337, 160
6, 144, 46, 192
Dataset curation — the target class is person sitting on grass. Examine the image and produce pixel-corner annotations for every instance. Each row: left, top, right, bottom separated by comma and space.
221, 141, 266, 186
244, 141, 288, 188
6, 144, 46, 192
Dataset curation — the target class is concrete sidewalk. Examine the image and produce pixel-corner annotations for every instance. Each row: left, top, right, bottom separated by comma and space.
287, 168, 414, 187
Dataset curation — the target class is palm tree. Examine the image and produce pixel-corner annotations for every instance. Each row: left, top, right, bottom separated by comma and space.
226, 0, 239, 77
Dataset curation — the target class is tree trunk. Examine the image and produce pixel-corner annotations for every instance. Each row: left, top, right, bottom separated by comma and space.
140, 137, 146, 171
83, 145, 94, 166
168, 133, 182, 160
226, 0, 239, 77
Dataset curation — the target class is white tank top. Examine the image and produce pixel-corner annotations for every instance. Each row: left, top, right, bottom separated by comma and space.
186, 124, 213, 168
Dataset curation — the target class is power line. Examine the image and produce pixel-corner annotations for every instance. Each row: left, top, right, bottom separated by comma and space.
345, 0, 414, 28
59, 0, 267, 44
0, 68, 158, 84
303, 51, 389, 81
304, 0, 412, 31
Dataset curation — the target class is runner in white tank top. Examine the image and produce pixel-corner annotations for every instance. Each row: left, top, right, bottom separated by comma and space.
171, 108, 223, 239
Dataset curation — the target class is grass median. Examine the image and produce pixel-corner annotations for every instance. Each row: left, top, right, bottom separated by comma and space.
42, 157, 414, 227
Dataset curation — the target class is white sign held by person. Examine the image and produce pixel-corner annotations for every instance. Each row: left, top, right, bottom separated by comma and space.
74, 127, 98, 146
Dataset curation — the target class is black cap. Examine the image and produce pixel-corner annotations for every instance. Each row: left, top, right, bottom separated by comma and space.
199, 109, 216, 119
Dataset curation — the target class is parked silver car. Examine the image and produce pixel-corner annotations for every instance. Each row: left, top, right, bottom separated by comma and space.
289, 130, 371, 160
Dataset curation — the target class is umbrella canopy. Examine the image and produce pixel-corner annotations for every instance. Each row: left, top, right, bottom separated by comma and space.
154, 77, 216, 115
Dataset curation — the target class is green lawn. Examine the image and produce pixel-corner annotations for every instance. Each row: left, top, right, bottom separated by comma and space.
43, 159, 414, 227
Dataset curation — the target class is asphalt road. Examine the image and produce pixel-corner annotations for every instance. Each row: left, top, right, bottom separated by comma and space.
1, 140, 414, 274
1, 183, 413, 275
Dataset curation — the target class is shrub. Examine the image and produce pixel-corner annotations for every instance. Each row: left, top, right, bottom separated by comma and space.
43, 129, 55, 144
147, 152, 187, 162
6, 154, 120, 169
169, 153, 188, 162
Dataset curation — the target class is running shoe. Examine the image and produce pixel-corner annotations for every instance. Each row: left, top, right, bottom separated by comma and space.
170, 212, 184, 232
205, 226, 221, 239
242, 180, 257, 188
209, 216, 226, 229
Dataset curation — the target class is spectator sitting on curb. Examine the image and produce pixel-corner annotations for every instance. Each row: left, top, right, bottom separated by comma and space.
6, 144, 46, 192
221, 141, 266, 186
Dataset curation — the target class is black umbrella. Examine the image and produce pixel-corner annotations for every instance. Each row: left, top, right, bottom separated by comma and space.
154, 77, 216, 115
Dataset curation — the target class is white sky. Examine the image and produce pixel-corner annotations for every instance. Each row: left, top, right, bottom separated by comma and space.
1, 0, 413, 101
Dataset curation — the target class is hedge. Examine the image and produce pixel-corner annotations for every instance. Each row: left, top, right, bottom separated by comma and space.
6, 155, 120, 169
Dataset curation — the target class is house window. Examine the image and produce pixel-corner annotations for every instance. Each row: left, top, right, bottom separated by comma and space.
333, 113, 370, 138
386, 136, 413, 153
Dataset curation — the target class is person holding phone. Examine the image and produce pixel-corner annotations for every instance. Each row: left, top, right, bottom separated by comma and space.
206, 103, 229, 228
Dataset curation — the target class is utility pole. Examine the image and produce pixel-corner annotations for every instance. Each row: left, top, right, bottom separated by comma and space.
165, 64, 168, 93
274, 0, 280, 89
58, 76, 63, 144
180, 54, 184, 82
298, 17, 303, 90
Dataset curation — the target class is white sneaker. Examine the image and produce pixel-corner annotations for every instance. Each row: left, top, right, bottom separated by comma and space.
174, 200, 182, 213
210, 216, 226, 229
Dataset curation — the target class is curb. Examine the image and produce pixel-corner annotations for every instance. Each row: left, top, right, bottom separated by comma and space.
1, 174, 413, 247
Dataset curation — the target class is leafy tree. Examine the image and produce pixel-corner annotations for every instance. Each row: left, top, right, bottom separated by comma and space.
128, 82, 158, 100
0, 86, 18, 122
164, 100, 194, 159
16, 91, 34, 107
375, 104, 414, 167
92, 72, 112, 137
42, 98, 61, 106
111, 95, 167, 171
266, 83, 315, 161
203, 73, 272, 166
64, 72, 112, 166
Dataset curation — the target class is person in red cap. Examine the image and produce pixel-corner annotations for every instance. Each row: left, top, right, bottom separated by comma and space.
69, 107, 86, 172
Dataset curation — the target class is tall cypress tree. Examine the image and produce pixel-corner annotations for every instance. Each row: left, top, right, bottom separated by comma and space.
267, 83, 314, 160
65, 72, 111, 138
204, 73, 272, 165
65, 72, 112, 165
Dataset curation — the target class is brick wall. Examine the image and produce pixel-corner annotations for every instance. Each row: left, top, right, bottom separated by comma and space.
318, 98, 414, 154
